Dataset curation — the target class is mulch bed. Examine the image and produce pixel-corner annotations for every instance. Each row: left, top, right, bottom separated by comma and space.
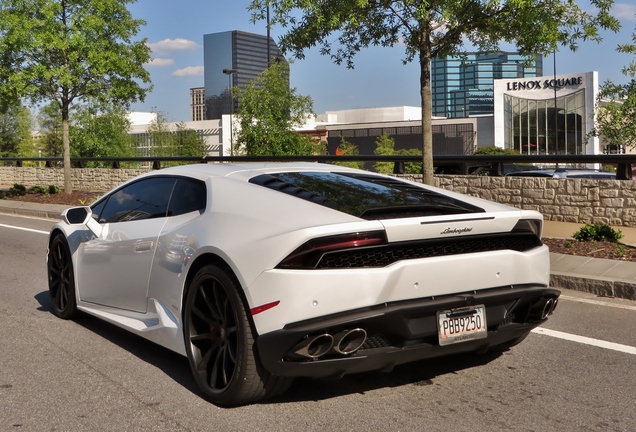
3, 190, 102, 206
542, 237, 636, 262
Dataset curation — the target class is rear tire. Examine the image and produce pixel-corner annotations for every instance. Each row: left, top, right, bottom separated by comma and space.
47, 234, 78, 319
183, 264, 291, 406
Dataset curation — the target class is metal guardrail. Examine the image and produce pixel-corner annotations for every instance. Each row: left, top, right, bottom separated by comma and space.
1, 154, 634, 179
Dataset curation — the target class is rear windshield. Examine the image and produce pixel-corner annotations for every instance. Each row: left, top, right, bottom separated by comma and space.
249, 171, 484, 219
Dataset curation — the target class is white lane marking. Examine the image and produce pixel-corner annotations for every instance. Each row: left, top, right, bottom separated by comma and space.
532, 328, 636, 355
560, 295, 636, 311
0, 223, 49, 235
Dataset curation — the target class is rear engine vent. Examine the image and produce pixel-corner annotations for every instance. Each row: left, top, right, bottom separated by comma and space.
278, 232, 542, 269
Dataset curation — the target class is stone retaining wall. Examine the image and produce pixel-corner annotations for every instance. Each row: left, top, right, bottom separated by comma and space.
0, 166, 151, 191
2, 167, 635, 227
404, 174, 635, 227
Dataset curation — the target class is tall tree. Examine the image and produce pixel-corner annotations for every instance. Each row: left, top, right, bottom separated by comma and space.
70, 102, 136, 166
0, 101, 32, 158
146, 113, 209, 166
233, 60, 317, 156
0, 0, 151, 192
37, 102, 64, 158
250, 0, 620, 184
592, 24, 636, 150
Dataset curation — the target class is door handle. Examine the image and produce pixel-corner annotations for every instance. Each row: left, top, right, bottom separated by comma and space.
135, 241, 154, 252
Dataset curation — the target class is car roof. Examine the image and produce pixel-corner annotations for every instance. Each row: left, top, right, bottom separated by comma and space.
139, 162, 367, 182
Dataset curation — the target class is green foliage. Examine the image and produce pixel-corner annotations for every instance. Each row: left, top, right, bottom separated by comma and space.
0, 100, 32, 157
70, 102, 136, 166
572, 223, 623, 243
250, 0, 620, 184
373, 133, 397, 174
234, 60, 316, 156
37, 102, 63, 158
397, 148, 423, 174
9, 183, 26, 196
0, 0, 152, 192
146, 113, 209, 166
614, 244, 627, 258
474, 146, 519, 156
29, 185, 48, 194
333, 138, 364, 169
593, 80, 636, 150
373, 134, 421, 174
591, 23, 636, 150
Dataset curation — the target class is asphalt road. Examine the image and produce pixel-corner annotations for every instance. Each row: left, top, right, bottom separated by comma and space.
1, 213, 635, 432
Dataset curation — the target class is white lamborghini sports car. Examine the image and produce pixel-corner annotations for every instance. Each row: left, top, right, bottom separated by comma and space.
47, 163, 559, 406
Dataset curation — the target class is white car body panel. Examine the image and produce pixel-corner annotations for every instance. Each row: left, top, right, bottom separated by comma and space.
49, 162, 555, 375
246, 244, 550, 335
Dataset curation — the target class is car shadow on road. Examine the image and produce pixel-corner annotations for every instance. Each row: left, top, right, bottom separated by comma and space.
34, 290, 198, 395
268, 350, 504, 405
34, 290, 505, 405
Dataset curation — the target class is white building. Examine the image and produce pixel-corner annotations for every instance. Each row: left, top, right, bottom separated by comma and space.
494, 71, 598, 155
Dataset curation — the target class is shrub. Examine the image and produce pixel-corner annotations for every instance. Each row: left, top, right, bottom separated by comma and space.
9, 184, 26, 196
572, 223, 623, 243
48, 185, 61, 194
29, 185, 48, 194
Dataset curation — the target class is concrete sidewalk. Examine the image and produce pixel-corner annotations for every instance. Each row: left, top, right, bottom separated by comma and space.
0, 197, 634, 300
542, 220, 636, 301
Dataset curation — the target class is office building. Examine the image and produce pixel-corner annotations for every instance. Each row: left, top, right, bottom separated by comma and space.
190, 87, 205, 121
203, 30, 287, 120
432, 52, 543, 118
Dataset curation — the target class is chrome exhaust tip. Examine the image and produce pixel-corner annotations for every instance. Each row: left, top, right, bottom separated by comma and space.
333, 328, 367, 355
548, 298, 558, 315
541, 299, 554, 320
288, 334, 334, 360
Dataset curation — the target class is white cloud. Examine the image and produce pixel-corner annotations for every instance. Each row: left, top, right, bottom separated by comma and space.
148, 38, 199, 55
172, 66, 204, 77
614, 3, 636, 20
146, 58, 174, 67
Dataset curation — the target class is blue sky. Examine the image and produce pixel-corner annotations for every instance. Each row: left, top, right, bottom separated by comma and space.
127, 0, 636, 122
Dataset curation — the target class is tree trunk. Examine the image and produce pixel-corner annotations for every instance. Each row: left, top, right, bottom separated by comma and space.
62, 103, 72, 194
419, 27, 434, 185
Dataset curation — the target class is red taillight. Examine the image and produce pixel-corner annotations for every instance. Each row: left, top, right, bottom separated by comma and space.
277, 231, 387, 269
250, 301, 280, 315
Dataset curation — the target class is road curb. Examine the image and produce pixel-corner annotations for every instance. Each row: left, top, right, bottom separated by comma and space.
0, 202, 67, 220
550, 273, 636, 301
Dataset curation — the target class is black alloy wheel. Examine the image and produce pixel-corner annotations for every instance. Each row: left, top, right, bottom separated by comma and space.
184, 264, 291, 406
48, 234, 78, 319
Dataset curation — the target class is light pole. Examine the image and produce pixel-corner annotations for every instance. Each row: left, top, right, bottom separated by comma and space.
553, 49, 558, 155
223, 68, 237, 155
267, 3, 271, 68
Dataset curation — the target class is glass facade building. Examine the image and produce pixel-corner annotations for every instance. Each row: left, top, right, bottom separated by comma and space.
432, 53, 543, 118
494, 72, 598, 155
203, 30, 286, 120
503, 89, 586, 155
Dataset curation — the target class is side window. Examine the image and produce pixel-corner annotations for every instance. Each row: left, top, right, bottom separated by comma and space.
168, 178, 207, 217
90, 198, 107, 221
98, 177, 176, 223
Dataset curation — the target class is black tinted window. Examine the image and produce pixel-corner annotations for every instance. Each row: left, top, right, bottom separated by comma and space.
99, 177, 176, 223
90, 198, 107, 221
168, 178, 207, 216
250, 171, 483, 219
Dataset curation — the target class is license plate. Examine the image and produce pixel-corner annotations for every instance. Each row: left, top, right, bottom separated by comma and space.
437, 305, 487, 346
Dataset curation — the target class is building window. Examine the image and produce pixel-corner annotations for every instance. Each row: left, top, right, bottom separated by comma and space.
504, 89, 585, 155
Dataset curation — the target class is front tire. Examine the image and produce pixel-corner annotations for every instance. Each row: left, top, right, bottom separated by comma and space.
48, 234, 78, 319
184, 264, 290, 406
